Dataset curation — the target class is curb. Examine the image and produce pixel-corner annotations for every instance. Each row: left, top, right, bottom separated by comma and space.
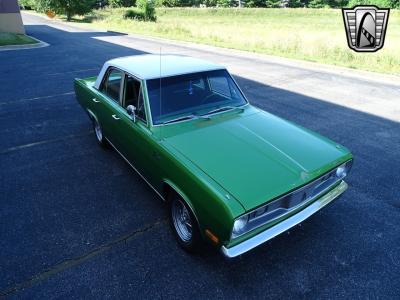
0, 35, 49, 51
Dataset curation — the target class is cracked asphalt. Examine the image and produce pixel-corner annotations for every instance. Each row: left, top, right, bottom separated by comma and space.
0, 13, 399, 299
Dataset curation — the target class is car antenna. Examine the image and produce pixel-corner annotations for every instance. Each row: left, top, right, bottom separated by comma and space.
159, 47, 162, 139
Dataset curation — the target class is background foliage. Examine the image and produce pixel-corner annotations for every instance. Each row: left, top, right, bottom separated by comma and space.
17, 2, 400, 74
22, 0, 95, 20
19, 0, 400, 9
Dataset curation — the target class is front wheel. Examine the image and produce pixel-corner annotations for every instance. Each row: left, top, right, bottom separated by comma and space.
169, 194, 202, 253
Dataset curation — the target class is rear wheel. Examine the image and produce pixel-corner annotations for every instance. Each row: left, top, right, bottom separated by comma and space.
169, 193, 202, 252
92, 117, 107, 147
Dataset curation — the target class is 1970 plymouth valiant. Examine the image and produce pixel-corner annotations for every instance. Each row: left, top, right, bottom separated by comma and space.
74, 54, 353, 258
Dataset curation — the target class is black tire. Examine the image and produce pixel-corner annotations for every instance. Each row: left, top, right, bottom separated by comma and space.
91, 117, 108, 147
168, 192, 202, 253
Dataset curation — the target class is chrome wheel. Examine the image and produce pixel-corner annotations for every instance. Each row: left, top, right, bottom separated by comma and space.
171, 198, 193, 243
93, 119, 102, 142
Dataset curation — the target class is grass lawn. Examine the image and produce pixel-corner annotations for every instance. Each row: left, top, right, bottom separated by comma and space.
57, 8, 400, 74
0, 32, 38, 46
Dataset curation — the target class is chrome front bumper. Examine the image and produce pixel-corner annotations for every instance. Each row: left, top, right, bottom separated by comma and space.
221, 180, 348, 258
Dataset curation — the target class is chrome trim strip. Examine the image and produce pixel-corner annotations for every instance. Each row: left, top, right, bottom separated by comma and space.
105, 137, 165, 201
227, 71, 250, 104
221, 181, 348, 258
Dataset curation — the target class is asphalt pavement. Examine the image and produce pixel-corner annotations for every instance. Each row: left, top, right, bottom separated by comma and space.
0, 13, 399, 299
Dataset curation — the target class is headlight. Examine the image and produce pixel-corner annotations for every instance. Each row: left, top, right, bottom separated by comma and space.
232, 215, 249, 238
336, 165, 347, 178
336, 160, 353, 179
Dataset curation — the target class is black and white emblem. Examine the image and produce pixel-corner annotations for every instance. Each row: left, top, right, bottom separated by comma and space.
342, 6, 390, 52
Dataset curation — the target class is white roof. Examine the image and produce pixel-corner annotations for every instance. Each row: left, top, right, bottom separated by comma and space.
94, 54, 225, 88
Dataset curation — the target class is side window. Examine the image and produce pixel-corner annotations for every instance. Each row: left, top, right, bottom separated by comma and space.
123, 75, 146, 122
101, 69, 123, 102
209, 75, 230, 97
192, 78, 205, 90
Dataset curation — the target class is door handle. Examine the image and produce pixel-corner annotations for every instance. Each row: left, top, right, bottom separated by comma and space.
92, 98, 100, 103
112, 114, 120, 120
152, 151, 161, 160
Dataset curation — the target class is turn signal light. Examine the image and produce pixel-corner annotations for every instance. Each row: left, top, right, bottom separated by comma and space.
205, 229, 219, 244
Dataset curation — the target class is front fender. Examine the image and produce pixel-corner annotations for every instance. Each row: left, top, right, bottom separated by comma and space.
163, 179, 200, 226
159, 148, 245, 246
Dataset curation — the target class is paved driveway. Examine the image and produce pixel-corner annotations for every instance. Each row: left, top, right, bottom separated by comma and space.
0, 13, 399, 299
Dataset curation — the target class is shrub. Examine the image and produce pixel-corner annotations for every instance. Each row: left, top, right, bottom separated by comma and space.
157, 0, 198, 6
19, 0, 37, 9
124, 8, 146, 20
125, 0, 156, 21
137, 0, 157, 21
265, 0, 282, 7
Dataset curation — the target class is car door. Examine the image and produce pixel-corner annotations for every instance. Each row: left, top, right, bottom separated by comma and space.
95, 67, 124, 145
111, 74, 159, 186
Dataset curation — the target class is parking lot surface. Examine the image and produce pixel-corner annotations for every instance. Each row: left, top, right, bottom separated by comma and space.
1, 13, 399, 299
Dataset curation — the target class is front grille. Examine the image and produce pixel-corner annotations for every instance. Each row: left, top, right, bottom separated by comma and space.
247, 167, 342, 227
230, 159, 352, 240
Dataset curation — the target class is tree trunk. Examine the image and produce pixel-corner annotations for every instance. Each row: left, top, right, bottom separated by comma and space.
66, 10, 72, 22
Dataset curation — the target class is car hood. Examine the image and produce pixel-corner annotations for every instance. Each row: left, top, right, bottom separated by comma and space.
164, 109, 351, 211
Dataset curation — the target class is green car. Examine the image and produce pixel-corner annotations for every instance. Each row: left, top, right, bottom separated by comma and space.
74, 54, 353, 258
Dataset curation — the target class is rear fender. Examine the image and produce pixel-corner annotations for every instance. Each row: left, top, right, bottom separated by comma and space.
86, 109, 97, 122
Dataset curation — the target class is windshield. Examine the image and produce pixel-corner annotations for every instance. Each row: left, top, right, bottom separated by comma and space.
146, 69, 247, 125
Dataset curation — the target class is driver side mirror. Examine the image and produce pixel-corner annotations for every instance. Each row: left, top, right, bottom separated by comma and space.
126, 105, 136, 122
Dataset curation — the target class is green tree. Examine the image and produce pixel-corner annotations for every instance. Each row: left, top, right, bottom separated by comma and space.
328, 0, 347, 7
216, 0, 234, 6
348, 0, 392, 6
308, 0, 326, 7
202, 0, 218, 6
35, 0, 95, 21
108, 0, 135, 7
288, 0, 302, 6
245, 0, 265, 6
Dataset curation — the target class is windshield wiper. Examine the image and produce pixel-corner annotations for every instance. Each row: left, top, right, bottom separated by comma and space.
161, 114, 209, 125
161, 105, 244, 125
200, 105, 245, 117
